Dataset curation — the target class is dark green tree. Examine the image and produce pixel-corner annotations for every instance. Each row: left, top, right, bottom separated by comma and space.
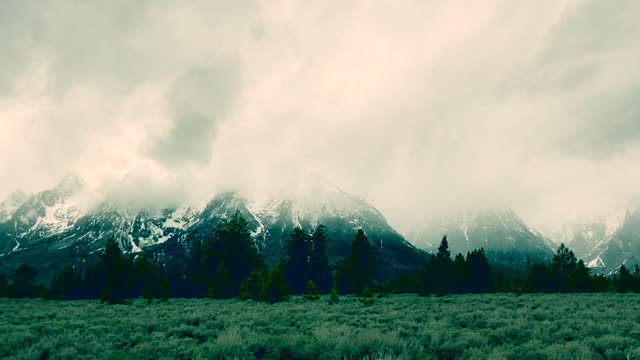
568, 259, 593, 293
261, 263, 290, 304
466, 249, 493, 293
309, 225, 333, 294
239, 269, 267, 301
133, 254, 155, 302
432, 236, 454, 296
550, 244, 578, 293
452, 253, 467, 294
203, 211, 263, 298
329, 286, 339, 305
526, 263, 549, 293
417, 236, 454, 297
159, 275, 171, 302
339, 229, 376, 295
303, 280, 321, 301
98, 238, 129, 304
359, 285, 375, 306
616, 265, 634, 293
48, 266, 81, 300
416, 260, 434, 297
592, 274, 612, 292
0, 273, 7, 298
7, 264, 45, 298
209, 261, 233, 299
284, 227, 311, 295
187, 239, 206, 297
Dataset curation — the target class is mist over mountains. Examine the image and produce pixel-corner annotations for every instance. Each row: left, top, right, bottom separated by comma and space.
2, 172, 639, 280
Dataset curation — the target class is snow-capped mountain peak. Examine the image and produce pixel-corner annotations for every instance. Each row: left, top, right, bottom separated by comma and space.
53, 172, 86, 198
0, 189, 29, 223
408, 206, 554, 268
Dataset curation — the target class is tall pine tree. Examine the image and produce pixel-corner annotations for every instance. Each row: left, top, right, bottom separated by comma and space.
550, 244, 578, 292
284, 227, 311, 295
339, 229, 376, 295
203, 211, 263, 298
309, 225, 333, 294
466, 249, 493, 293
97, 238, 129, 304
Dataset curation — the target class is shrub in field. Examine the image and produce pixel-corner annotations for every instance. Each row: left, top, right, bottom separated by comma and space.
303, 280, 320, 301
239, 269, 267, 301
3, 294, 640, 359
5, 264, 46, 299
260, 263, 290, 304
360, 285, 375, 306
329, 287, 340, 305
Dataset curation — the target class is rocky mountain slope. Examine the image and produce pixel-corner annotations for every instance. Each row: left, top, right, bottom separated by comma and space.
409, 208, 555, 270
584, 198, 640, 274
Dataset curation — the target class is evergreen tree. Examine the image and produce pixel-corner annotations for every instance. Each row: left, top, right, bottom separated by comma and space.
284, 227, 311, 295
134, 254, 154, 301
7, 264, 45, 298
239, 269, 267, 301
466, 249, 493, 293
204, 211, 263, 298
591, 274, 612, 293
417, 236, 454, 297
432, 236, 454, 296
329, 286, 339, 305
452, 253, 467, 294
303, 280, 321, 301
209, 261, 233, 299
568, 259, 593, 293
187, 239, 206, 297
526, 263, 549, 293
416, 260, 434, 297
0, 273, 7, 298
261, 263, 290, 304
98, 238, 128, 304
159, 275, 171, 302
48, 266, 81, 300
550, 244, 578, 293
339, 229, 376, 295
309, 225, 333, 294
359, 285, 375, 306
616, 265, 634, 293
633, 265, 640, 293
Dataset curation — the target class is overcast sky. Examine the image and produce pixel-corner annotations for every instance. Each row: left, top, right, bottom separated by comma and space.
1, 0, 639, 235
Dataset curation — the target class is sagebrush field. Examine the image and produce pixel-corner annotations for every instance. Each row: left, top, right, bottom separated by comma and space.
1, 294, 640, 360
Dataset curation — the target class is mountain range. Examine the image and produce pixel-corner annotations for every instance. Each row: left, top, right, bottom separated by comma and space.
0, 173, 427, 282
1, 172, 639, 280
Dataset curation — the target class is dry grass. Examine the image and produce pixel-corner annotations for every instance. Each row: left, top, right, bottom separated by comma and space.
1, 294, 640, 359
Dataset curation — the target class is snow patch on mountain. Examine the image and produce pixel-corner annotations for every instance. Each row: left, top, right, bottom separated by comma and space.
588, 254, 605, 268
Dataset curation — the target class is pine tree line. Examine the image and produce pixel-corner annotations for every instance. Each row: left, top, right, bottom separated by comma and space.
0, 211, 377, 303
2, 217, 640, 302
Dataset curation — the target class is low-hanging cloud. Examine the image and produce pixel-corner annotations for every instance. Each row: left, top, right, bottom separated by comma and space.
1, 0, 640, 237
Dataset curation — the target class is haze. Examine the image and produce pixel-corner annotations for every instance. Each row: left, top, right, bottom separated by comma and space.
1, 0, 640, 237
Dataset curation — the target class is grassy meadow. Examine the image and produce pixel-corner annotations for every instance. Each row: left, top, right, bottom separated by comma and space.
1, 293, 640, 359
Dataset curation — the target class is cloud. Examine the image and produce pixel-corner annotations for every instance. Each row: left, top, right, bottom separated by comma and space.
150, 63, 240, 166
1, 0, 640, 237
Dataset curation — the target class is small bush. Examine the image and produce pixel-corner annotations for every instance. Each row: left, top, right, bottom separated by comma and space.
360, 286, 376, 306
303, 281, 321, 302
329, 287, 340, 305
